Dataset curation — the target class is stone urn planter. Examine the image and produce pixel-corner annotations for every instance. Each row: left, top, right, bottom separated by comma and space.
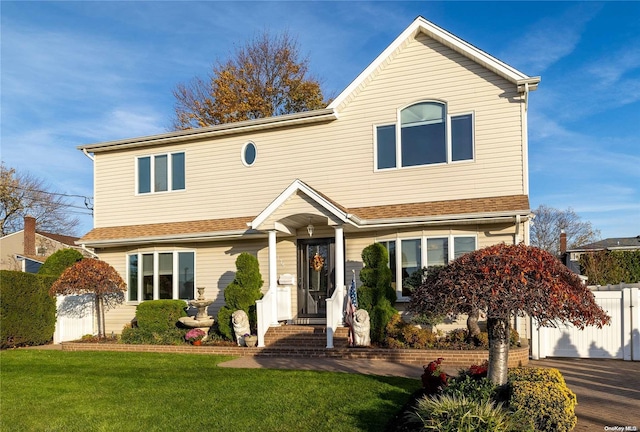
244, 335, 257, 347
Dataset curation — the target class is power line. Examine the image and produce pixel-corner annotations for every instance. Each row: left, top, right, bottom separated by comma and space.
10, 185, 92, 200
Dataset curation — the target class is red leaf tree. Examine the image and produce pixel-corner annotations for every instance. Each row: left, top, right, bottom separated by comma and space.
50, 258, 126, 338
409, 243, 610, 384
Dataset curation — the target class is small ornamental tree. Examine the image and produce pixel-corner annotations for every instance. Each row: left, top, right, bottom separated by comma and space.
50, 258, 126, 338
409, 243, 610, 385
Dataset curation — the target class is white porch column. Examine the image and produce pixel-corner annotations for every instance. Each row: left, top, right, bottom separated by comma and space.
334, 225, 345, 294
268, 230, 279, 326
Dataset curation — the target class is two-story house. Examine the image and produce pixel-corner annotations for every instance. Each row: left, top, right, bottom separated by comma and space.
77, 17, 540, 346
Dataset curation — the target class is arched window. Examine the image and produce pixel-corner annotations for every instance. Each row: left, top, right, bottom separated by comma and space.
375, 101, 473, 170
401, 102, 446, 166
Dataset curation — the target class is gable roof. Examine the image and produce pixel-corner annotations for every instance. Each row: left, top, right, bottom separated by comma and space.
568, 236, 640, 252
77, 16, 538, 155
328, 16, 540, 111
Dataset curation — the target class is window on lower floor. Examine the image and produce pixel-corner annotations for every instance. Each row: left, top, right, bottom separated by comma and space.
127, 251, 195, 302
380, 235, 477, 299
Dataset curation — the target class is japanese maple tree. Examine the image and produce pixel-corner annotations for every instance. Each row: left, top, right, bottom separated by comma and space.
409, 243, 610, 385
50, 258, 126, 338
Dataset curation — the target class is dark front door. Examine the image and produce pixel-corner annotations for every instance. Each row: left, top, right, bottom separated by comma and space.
298, 238, 334, 318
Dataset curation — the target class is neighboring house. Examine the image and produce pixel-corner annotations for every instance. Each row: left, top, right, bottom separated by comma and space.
0, 216, 93, 273
76, 17, 540, 345
562, 235, 640, 275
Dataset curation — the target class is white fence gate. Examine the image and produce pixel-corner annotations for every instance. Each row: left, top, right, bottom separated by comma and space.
532, 285, 640, 361
53, 294, 96, 343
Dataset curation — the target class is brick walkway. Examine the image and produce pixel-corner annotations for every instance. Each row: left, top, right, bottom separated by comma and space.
530, 358, 640, 431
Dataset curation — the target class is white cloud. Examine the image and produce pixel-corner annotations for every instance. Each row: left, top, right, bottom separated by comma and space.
499, 3, 602, 74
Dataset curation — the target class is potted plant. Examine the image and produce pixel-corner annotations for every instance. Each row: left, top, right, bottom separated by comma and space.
185, 328, 206, 345
243, 333, 258, 347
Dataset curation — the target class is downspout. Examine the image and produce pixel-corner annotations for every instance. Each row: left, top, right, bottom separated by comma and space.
521, 83, 530, 196
514, 215, 521, 244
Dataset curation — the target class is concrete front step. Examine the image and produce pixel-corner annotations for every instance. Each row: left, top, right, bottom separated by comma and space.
264, 325, 350, 348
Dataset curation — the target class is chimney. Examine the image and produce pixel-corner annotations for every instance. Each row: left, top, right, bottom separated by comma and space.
24, 215, 36, 256
560, 229, 567, 254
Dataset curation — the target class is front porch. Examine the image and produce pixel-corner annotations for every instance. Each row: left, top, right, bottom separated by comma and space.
251, 180, 355, 349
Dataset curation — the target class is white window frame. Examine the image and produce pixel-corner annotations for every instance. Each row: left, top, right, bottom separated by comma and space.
374, 101, 475, 171
126, 250, 196, 303
136, 151, 186, 195
379, 234, 477, 301
241, 141, 258, 167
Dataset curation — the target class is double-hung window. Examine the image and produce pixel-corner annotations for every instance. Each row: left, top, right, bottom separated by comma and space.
375, 102, 474, 170
380, 235, 477, 299
137, 152, 185, 194
127, 251, 195, 302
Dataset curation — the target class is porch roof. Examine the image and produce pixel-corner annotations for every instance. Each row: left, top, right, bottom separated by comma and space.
78, 194, 530, 247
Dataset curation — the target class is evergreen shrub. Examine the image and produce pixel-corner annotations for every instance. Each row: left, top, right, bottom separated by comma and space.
37, 249, 83, 277
217, 253, 264, 340
1, 270, 57, 348
358, 243, 397, 343
120, 300, 188, 345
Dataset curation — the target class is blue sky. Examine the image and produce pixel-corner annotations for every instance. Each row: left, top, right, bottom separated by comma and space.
2, 1, 639, 239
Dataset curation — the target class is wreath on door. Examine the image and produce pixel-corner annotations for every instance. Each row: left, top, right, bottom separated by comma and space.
310, 253, 325, 272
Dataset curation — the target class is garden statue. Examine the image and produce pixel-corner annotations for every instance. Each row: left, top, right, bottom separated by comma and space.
232, 310, 251, 346
352, 309, 371, 346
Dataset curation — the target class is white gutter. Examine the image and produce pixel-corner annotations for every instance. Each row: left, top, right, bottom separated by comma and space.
78, 229, 255, 248
79, 244, 100, 258
81, 148, 95, 161
347, 210, 530, 228
78, 108, 337, 153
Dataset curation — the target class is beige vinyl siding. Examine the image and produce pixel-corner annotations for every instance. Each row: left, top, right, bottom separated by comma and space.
93, 32, 525, 230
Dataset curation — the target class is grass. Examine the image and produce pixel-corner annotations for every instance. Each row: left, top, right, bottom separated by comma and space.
0, 350, 420, 432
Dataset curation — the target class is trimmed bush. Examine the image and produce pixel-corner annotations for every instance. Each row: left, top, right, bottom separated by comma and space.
1, 270, 57, 348
136, 300, 187, 333
508, 367, 577, 432
120, 300, 188, 345
37, 249, 83, 277
217, 253, 264, 340
407, 395, 531, 432
358, 243, 397, 343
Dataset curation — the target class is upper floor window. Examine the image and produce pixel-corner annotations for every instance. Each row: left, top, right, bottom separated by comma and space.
137, 152, 185, 194
242, 142, 257, 166
375, 102, 474, 170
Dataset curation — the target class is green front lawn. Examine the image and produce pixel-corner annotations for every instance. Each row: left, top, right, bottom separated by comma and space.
0, 351, 420, 432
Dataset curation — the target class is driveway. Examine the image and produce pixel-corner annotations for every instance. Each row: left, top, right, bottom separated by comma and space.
530, 358, 639, 431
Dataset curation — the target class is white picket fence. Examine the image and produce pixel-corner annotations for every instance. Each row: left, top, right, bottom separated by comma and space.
53, 294, 96, 343
532, 284, 640, 361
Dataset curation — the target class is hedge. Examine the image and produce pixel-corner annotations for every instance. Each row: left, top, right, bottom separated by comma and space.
1, 270, 57, 348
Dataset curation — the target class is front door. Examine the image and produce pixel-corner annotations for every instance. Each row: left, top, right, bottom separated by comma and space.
298, 238, 334, 318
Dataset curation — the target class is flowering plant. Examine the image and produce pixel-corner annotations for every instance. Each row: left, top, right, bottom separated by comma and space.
310, 253, 325, 272
421, 357, 449, 394
185, 328, 206, 342
243, 333, 256, 338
